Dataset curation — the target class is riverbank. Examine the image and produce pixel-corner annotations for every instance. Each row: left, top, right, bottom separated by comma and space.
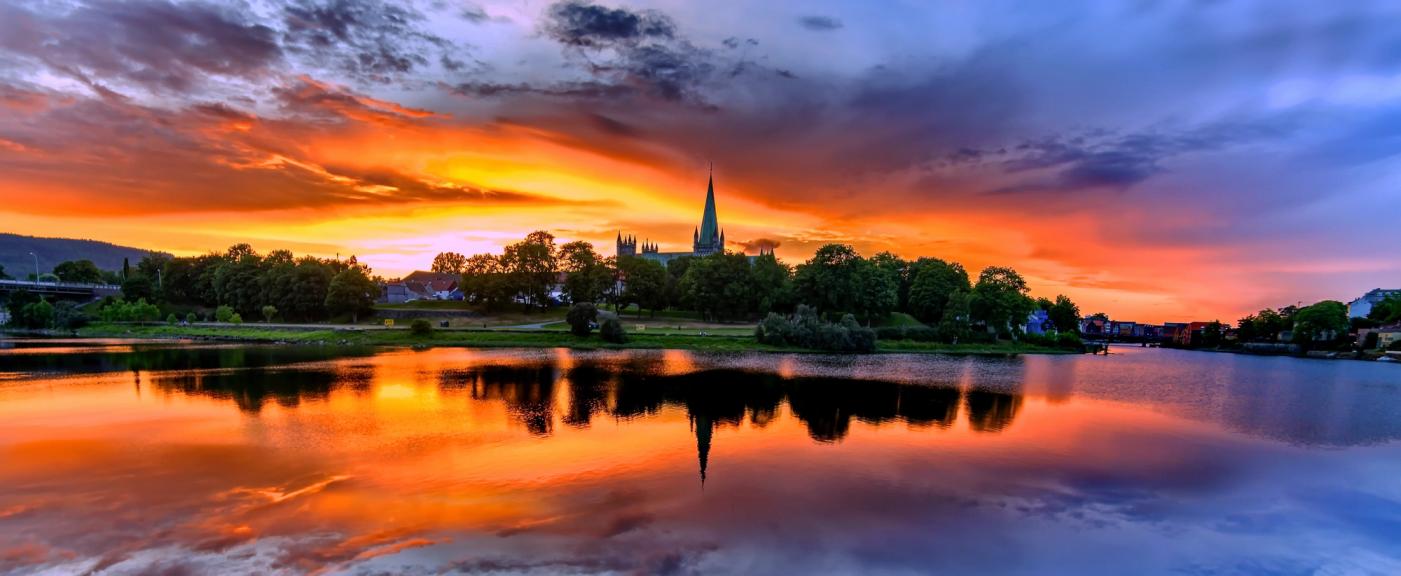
40, 323, 1082, 356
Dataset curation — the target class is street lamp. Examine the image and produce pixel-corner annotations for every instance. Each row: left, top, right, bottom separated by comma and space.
29, 252, 39, 284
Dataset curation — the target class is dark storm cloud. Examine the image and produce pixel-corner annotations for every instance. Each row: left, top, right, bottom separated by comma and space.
539, 0, 717, 102
797, 15, 843, 31
542, 0, 676, 48
0, 0, 281, 92
978, 117, 1302, 195
279, 0, 463, 83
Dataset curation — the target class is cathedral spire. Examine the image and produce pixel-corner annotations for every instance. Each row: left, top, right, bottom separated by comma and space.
697, 165, 720, 252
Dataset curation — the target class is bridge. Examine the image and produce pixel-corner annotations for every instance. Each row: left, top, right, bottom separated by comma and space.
0, 279, 123, 301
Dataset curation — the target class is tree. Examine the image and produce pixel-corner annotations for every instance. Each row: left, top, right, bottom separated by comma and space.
1369, 294, 1401, 324
0, 264, 9, 280
53, 260, 104, 284
870, 252, 911, 312
558, 241, 612, 305
907, 258, 971, 324
1292, 300, 1348, 347
750, 253, 793, 315
325, 268, 377, 323
462, 253, 510, 309
261, 305, 278, 323
855, 257, 899, 322
970, 266, 1034, 337
431, 251, 468, 274
566, 302, 597, 336
17, 298, 55, 329
1047, 295, 1080, 333
122, 257, 130, 280
121, 275, 155, 303
937, 289, 972, 343
793, 244, 864, 315
616, 256, 668, 316
501, 231, 558, 310
680, 252, 754, 321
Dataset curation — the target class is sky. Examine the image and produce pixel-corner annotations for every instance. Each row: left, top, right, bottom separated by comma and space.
1, 0, 1399, 323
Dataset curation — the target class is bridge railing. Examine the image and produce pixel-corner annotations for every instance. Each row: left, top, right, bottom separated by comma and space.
0, 280, 123, 291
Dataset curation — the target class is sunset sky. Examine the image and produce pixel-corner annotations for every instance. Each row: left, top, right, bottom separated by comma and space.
1, 0, 1399, 322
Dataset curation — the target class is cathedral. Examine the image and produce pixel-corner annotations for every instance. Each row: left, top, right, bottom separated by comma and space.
617, 169, 768, 264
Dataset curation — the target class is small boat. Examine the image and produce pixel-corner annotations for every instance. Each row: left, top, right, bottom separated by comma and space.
1378, 356, 1397, 363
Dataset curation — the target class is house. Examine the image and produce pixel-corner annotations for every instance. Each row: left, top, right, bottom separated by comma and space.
1080, 317, 1109, 336
1112, 321, 1137, 338
1348, 288, 1401, 318
1161, 322, 1187, 343
1176, 322, 1217, 346
401, 271, 463, 301
1357, 324, 1401, 350
1024, 309, 1055, 335
381, 283, 411, 304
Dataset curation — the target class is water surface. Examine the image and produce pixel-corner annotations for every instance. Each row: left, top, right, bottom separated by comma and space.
2, 340, 1400, 575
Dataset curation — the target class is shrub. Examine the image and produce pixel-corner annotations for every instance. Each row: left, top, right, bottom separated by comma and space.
185, 312, 197, 324
261, 305, 278, 323
97, 298, 161, 322
53, 301, 90, 330
17, 299, 55, 329
1389, 340, 1401, 352
409, 318, 433, 336
229, 313, 243, 324
166, 313, 178, 324
755, 305, 877, 352
215, 305, 234, 323
599, 311, 627, 343
566, 302, 598, 336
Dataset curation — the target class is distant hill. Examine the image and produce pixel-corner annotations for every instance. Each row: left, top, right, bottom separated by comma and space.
0, 233, 165, 279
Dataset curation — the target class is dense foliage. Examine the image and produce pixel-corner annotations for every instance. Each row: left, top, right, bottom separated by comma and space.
755, 306, 877, 352
566, 302, 597, 336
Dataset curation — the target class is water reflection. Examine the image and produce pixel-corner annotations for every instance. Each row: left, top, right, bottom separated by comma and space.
3, 342, 1401, 575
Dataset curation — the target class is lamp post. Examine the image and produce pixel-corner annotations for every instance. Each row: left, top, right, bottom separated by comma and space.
29, 252, 39, 284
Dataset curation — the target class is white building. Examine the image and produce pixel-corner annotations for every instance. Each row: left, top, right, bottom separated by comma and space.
1348, 288, 1401, 318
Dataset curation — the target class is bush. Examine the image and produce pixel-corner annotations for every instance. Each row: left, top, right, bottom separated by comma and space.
599, 311, 627, 343
566, 302, 598, 336
166, 313, 178, 324
1389, 340, 1401, 352
185, 312, 197, 324
229, 312, 243, 324
409, 318, 433, 336
215, 305, 235, 323
53, 301, 90, 330
16, 299, 55, 329
97, 298, 161, 322
755, 305, 877, 352
261, 305, 278, 323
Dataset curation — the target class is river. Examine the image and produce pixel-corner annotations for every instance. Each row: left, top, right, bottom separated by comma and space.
1, 340, 1399, 575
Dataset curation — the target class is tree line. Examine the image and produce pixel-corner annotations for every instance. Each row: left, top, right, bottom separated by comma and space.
439, 231, 1080, 340
3, 244, 381, 328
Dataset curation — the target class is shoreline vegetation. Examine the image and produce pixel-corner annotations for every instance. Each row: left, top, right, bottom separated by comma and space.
14, 322, 1084, 356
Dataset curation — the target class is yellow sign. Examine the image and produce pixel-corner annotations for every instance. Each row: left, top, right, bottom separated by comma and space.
384, 319, 395, 327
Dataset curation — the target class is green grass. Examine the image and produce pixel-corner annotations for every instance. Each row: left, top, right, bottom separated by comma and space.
75, 322, 1080, 356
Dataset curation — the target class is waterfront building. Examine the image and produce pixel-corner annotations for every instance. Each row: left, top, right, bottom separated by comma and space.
1347, 288, 1401, 318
